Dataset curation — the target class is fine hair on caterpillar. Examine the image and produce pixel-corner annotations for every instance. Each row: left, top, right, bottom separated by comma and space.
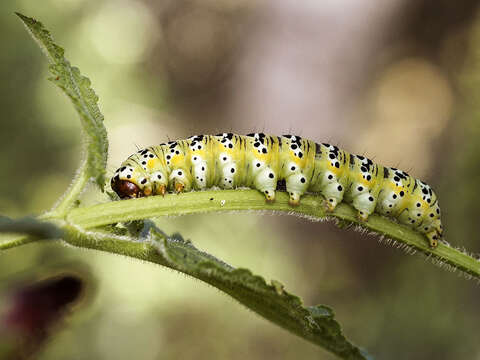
111, 133, 443, 248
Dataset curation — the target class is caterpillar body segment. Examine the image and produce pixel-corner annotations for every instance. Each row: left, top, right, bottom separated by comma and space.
111, 133, 443, 247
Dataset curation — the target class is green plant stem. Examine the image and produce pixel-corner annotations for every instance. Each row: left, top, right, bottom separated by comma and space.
66, 189, 480, 279
45, 161, 89, 218
0, 216, 62, 249
0, 234, 38, 250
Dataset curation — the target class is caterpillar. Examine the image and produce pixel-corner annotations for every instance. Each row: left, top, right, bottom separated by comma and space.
111, 133, 443, 248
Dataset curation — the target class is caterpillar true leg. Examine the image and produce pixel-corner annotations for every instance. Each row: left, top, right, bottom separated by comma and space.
174, 182, 185, 193
169, 169, 192, 193
157, 184, 167, 196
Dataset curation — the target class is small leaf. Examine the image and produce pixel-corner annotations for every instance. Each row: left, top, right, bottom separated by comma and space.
16, 13, 108, 191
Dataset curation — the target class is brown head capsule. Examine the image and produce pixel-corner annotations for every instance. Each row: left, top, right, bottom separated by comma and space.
111, 177, 141, 199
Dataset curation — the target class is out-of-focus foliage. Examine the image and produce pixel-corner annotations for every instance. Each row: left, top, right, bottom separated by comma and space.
0, 274, 85, 359
2, 0, 480, 359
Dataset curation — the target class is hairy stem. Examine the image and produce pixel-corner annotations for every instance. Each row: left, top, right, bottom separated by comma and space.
0, 216, 62, 249
46, 161, 89, 218
66, 189, 480, 280
0, 234, 39, 250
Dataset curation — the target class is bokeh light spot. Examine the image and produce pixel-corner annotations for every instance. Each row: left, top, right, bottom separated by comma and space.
357, 58, 453, 176
85, 0, 158, 64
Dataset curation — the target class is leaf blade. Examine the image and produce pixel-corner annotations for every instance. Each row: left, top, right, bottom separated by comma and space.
16, 12, 108, 191
151, 230, 371, 359
61, 224, 371, 359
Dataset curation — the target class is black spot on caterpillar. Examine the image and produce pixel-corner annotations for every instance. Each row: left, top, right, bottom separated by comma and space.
111, 133, 443, 247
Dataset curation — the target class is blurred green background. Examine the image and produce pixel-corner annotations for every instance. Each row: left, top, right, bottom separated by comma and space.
1, 0, 480, 359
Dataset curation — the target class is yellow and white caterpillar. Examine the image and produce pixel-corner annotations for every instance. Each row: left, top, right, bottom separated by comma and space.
111, 133, 443, 247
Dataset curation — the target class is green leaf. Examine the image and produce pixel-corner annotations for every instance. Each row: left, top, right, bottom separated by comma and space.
150, 229, 371, 359
15, 13, 108, 192
61, 224, 371, 359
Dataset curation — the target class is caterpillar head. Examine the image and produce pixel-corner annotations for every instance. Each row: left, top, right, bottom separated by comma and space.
111, 165, 152, 199
111, 177, 141, 199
